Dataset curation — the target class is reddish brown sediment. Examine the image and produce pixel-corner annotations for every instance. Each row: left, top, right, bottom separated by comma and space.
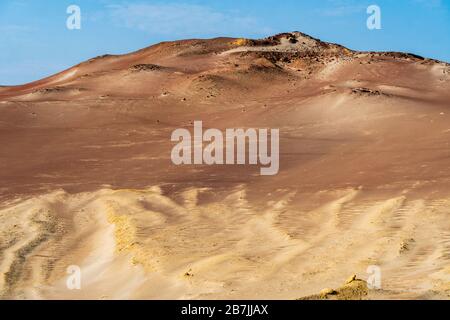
0, 32, 449, 299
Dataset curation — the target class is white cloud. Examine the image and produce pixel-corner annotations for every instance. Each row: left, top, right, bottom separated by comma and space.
0, 25, 30, 32
413, 0, 442, 8
319, 5, 365, 17
106, 3, 272, 37
319, 0, 365, 17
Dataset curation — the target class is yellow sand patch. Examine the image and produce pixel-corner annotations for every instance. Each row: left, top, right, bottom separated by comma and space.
233, 38, 250, 47
299, 276, 369, 300
106, 204, 155, 271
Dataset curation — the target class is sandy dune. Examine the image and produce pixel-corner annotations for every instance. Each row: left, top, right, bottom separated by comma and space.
0, 32, 449, 299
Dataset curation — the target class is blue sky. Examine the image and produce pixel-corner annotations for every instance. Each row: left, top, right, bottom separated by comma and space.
1, 0, 449, 85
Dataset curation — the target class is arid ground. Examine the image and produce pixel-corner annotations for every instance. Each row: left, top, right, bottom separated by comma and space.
0, 32, 449, 299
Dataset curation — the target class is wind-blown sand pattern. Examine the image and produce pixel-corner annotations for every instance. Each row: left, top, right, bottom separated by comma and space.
0, 32, 449, 299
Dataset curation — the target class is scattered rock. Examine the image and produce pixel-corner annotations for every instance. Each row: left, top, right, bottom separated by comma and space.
130, 64, 163, 72
34, 87, 64, 94
320, 288, 337, 297
184, 269, 194, 278
288, 36, 298, 44
87, 54, 114, 63
399, 238, 415, 254
33, 87, 86, 95
351, 87, 385, 96
299, 275, 369, 300
345, 274, 357, 284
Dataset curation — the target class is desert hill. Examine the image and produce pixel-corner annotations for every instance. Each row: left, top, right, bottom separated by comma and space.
0, 32, 449, 299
